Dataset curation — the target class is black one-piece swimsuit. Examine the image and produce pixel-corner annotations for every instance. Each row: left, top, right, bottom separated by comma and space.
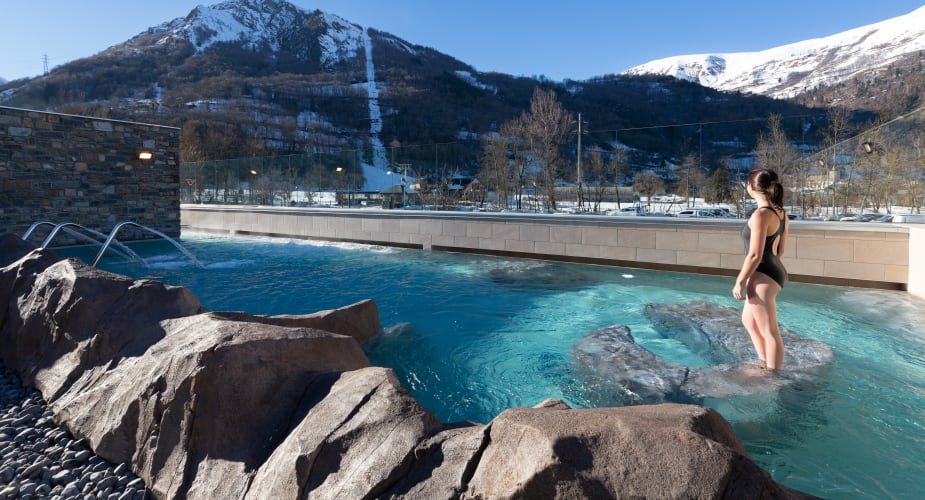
741, 207, 788, 288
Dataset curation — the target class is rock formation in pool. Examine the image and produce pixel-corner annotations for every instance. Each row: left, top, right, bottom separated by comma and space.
0, 234, 817, 499
573, 301, 835, 407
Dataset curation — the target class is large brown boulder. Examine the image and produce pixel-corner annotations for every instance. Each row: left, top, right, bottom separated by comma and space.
247, 367, 441, 499
1, 257, 205, 400
212, 297, 382, 345
51, 312, 373, 499
0, 237, 64, 336
0, 232, 55, 267
464, 401, 808, 499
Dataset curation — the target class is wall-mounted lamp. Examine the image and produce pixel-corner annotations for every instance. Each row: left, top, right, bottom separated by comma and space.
138, 151, 153, 160
249, 169, 258, 175
335, 166, 344, 173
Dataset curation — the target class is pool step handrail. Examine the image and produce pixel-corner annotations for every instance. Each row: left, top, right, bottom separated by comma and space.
35, 222, 145, 264
22, 220, 202, 269
92, 221, 204, 268
22, 221, 57, 241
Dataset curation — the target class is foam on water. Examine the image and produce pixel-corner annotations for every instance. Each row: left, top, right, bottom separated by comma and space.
55, 232, 925, 499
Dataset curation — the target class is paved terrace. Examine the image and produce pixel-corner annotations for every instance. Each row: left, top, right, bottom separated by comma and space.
180, 205, 925, 299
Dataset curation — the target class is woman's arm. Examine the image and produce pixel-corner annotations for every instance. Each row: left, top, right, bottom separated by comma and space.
777, 215, 788, 257
733, 212, 769, 300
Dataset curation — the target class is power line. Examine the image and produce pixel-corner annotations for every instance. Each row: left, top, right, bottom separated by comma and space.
597, 113, 827, 135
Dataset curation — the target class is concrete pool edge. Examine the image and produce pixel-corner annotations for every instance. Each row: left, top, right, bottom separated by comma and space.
181, 204, 922, 297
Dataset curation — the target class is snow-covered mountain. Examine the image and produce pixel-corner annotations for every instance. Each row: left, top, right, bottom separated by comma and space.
622, 6, 925, 100
149, 0, 373, 69
0, 0, 828, 178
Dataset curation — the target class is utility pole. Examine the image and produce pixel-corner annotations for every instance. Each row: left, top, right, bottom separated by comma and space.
577, 112, 582, 211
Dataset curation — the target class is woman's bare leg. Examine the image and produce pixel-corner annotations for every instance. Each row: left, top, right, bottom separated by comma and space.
741, 303, 766, 367
746, 273, 784, 370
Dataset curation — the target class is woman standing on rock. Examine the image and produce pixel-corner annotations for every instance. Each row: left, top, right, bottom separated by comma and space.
733, 168, 788, 373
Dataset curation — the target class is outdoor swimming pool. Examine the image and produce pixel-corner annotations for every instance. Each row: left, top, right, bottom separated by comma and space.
65, 232, 925, 499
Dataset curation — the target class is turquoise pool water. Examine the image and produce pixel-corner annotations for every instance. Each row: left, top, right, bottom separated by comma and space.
64, 233, 925, 499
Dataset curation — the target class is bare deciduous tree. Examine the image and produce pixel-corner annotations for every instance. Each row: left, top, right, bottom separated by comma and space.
588, 148, 606, 212
520, 88, 574, 210
478, 133, 515, 209
632, 171, 665, 210
754, 113, 798, 177
822, 106, 853, 216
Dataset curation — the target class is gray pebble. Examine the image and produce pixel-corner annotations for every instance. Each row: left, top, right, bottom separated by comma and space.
90, 458, 109, 472
74, 449, 92, 463
29, 439, 48, 453
0, 485, 19, 498
35, 416, 54, 427
61, 483, 81, 497
51, 470, 74, 485
97, 476, 117, 490
45, 444, 64, 460
19, 482, 37, 495
112, 463, 129, 476
22, 404, 43, 416
21, 461, 47, 479
10, 415, 33, 427
125, 478, 145, 490
14, 427, 37, 442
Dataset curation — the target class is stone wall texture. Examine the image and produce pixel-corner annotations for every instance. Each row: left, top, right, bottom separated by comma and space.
0, 106, 180, 241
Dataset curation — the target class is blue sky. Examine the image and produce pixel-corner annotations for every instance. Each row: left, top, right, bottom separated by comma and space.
2, 0, 923, 82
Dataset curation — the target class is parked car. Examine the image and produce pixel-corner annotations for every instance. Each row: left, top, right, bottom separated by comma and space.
839, 213, 881, 222
677, 208, 733, 218
606, 206, 646, 216
890, 213, 925, 224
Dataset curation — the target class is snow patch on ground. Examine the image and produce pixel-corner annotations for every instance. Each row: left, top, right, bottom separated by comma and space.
454, 71, 498, 94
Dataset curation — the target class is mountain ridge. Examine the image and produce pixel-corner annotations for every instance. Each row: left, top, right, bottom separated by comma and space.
622, 5, 925, 105
0, 0, 901, 182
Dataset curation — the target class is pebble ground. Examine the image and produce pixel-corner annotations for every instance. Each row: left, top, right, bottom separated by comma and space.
0, 362, 150, 499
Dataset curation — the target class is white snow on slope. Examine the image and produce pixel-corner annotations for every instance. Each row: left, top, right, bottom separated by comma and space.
361, 29, 389, 183
319, 12, 364, 66
455, 71, 497, 94
156, 3, 277, 52
623, 5, 925, 99
152, 2, 364, 69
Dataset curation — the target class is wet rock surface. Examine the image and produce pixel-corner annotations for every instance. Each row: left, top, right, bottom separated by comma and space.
574, 301, 835, 406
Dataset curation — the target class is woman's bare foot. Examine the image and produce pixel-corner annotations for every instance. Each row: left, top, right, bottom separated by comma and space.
742, 367, 767, 377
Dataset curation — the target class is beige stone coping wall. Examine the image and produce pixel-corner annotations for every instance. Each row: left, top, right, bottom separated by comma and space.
181, 205, 920, 296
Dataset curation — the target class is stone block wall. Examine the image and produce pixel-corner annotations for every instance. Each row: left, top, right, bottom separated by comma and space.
0, 106, 180, 242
